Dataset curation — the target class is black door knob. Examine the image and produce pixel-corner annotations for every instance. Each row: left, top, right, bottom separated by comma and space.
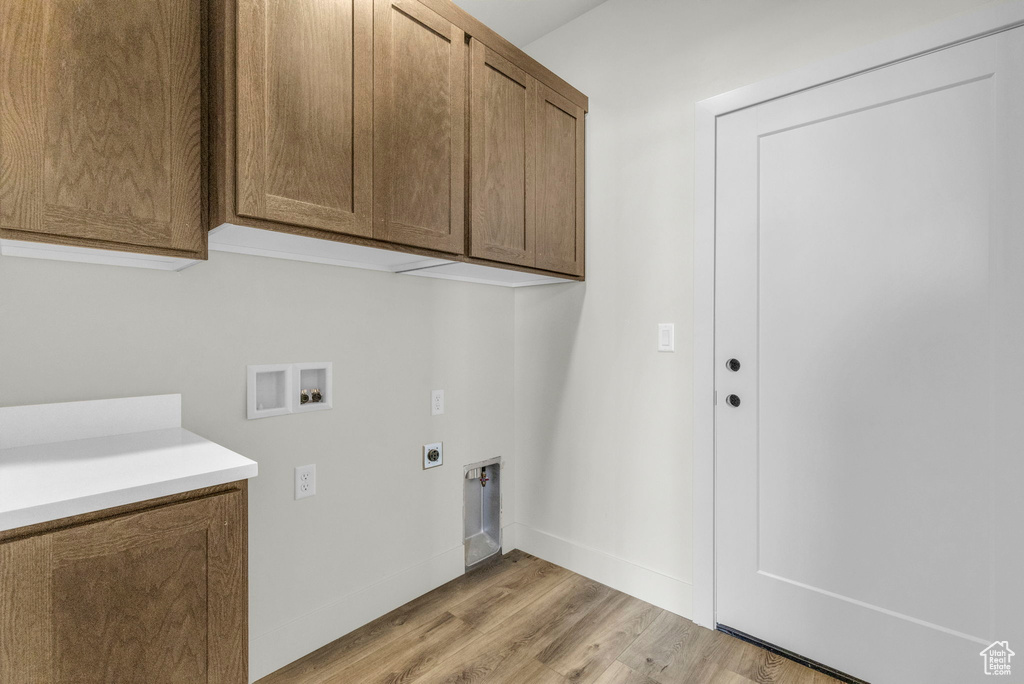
726, 394, 741, 407
727, 358, 741, 372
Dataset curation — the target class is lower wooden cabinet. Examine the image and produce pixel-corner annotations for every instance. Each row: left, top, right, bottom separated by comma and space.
0, 483, 248, 683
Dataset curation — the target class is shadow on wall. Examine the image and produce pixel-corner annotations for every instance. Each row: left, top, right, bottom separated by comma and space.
516, 281, 587, 518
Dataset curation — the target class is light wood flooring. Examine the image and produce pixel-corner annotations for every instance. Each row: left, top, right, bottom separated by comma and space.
258, 550, 839, 684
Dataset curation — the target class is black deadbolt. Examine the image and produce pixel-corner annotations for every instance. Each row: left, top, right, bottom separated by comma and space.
727, 358, 741, 372
726, 394, 741, 407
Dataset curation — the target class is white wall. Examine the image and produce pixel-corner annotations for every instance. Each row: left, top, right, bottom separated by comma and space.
513, 0, 1009, 619
0, 251, 516, 680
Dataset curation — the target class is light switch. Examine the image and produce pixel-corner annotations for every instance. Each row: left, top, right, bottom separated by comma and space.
658, 323, 675, 352
431, 389, 444, 415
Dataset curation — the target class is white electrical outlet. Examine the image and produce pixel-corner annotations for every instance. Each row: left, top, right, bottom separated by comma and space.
423, 442, 443, 469
295, 464, 316, 499
431, 389, 444, 415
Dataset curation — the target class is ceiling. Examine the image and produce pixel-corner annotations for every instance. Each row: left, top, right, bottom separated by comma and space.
452, 0, 608, 46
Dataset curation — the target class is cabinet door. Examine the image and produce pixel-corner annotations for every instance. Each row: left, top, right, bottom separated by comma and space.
468, 39, 536, 267
373, 0, 465, 253
535, 84, 585, 276
0, 492, 246, 683
236, 0, 373, 237
0, 0, 204, 257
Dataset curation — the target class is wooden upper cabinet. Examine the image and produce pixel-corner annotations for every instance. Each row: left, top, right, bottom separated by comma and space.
216, 0, 586, 280
468, 39, 536, 267
0, 0, 205, 258
373, 0, 466, 254
0, 489, 247, 683
235, 0, 373, 237
534, 83, 585, 276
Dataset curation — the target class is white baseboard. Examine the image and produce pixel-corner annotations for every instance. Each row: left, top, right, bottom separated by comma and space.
501, 522, 518, 552
513, 523, 693, 619
248, 545, 465, 682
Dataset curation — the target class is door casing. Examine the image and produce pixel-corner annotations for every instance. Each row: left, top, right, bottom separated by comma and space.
692, 0, 1024, 631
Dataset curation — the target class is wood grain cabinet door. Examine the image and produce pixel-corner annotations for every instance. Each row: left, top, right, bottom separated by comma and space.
0, 0, 205, 257
0, 492, 246, 683
236, 0, 373, 237
468, 39, 536, 267
373, 0, 466, 254
534, 84, 585, 277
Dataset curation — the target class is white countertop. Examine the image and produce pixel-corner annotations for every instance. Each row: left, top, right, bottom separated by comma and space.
0, 395, 258, 533
0, 427, 257, 532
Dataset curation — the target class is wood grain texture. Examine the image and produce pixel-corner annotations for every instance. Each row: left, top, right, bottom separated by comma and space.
258, 551, 536, 684
592, 661, 662, 684
258, 550, 832, 684
209, 0, 585, 281
537, 591, 662, 684
447, 556, 571, 633
535, 82, 585, 277
0, 484, 248, 683
593, 663, 663, 684
0, 0, 205, 258
52, 527, 210, 680
0, 534, 51, 682
235, 0, 372, 237
322, 612, 481, 683
414, 0, 587, 112
619, 611, 841, 684
0, 481, 246, 544
415, 574, 612, 684
468, 39, 536, 267
209, 480, 250, 680
372, 0, 465, 254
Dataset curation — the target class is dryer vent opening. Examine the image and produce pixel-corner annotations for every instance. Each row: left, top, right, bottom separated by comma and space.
464, 458, 501, 570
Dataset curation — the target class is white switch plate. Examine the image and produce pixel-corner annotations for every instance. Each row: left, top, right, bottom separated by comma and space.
658, 323, 675, 352
431, 389, 444, 415
295, 464, 316, 499
423, 442, 443, 469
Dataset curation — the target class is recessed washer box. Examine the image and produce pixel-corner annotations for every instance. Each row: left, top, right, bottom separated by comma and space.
294, 362, 332, 413
247, 364, 292, 419
247, 362, 332, 419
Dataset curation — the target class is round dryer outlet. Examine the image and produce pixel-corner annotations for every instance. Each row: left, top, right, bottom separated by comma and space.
423, 442, 443, 469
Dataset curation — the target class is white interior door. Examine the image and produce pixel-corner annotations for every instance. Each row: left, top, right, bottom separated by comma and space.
715, 26, 1024, 684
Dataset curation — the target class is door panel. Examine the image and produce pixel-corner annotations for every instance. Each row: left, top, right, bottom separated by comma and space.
715, 27, 1024, 684
469, 39, 535, 266
0, 492, 245, 682
759, 77, 991, 635
535, 84, 584, 276
0, 0, 203, 255
236, 0, 372, 237
373, 0, 465, 253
